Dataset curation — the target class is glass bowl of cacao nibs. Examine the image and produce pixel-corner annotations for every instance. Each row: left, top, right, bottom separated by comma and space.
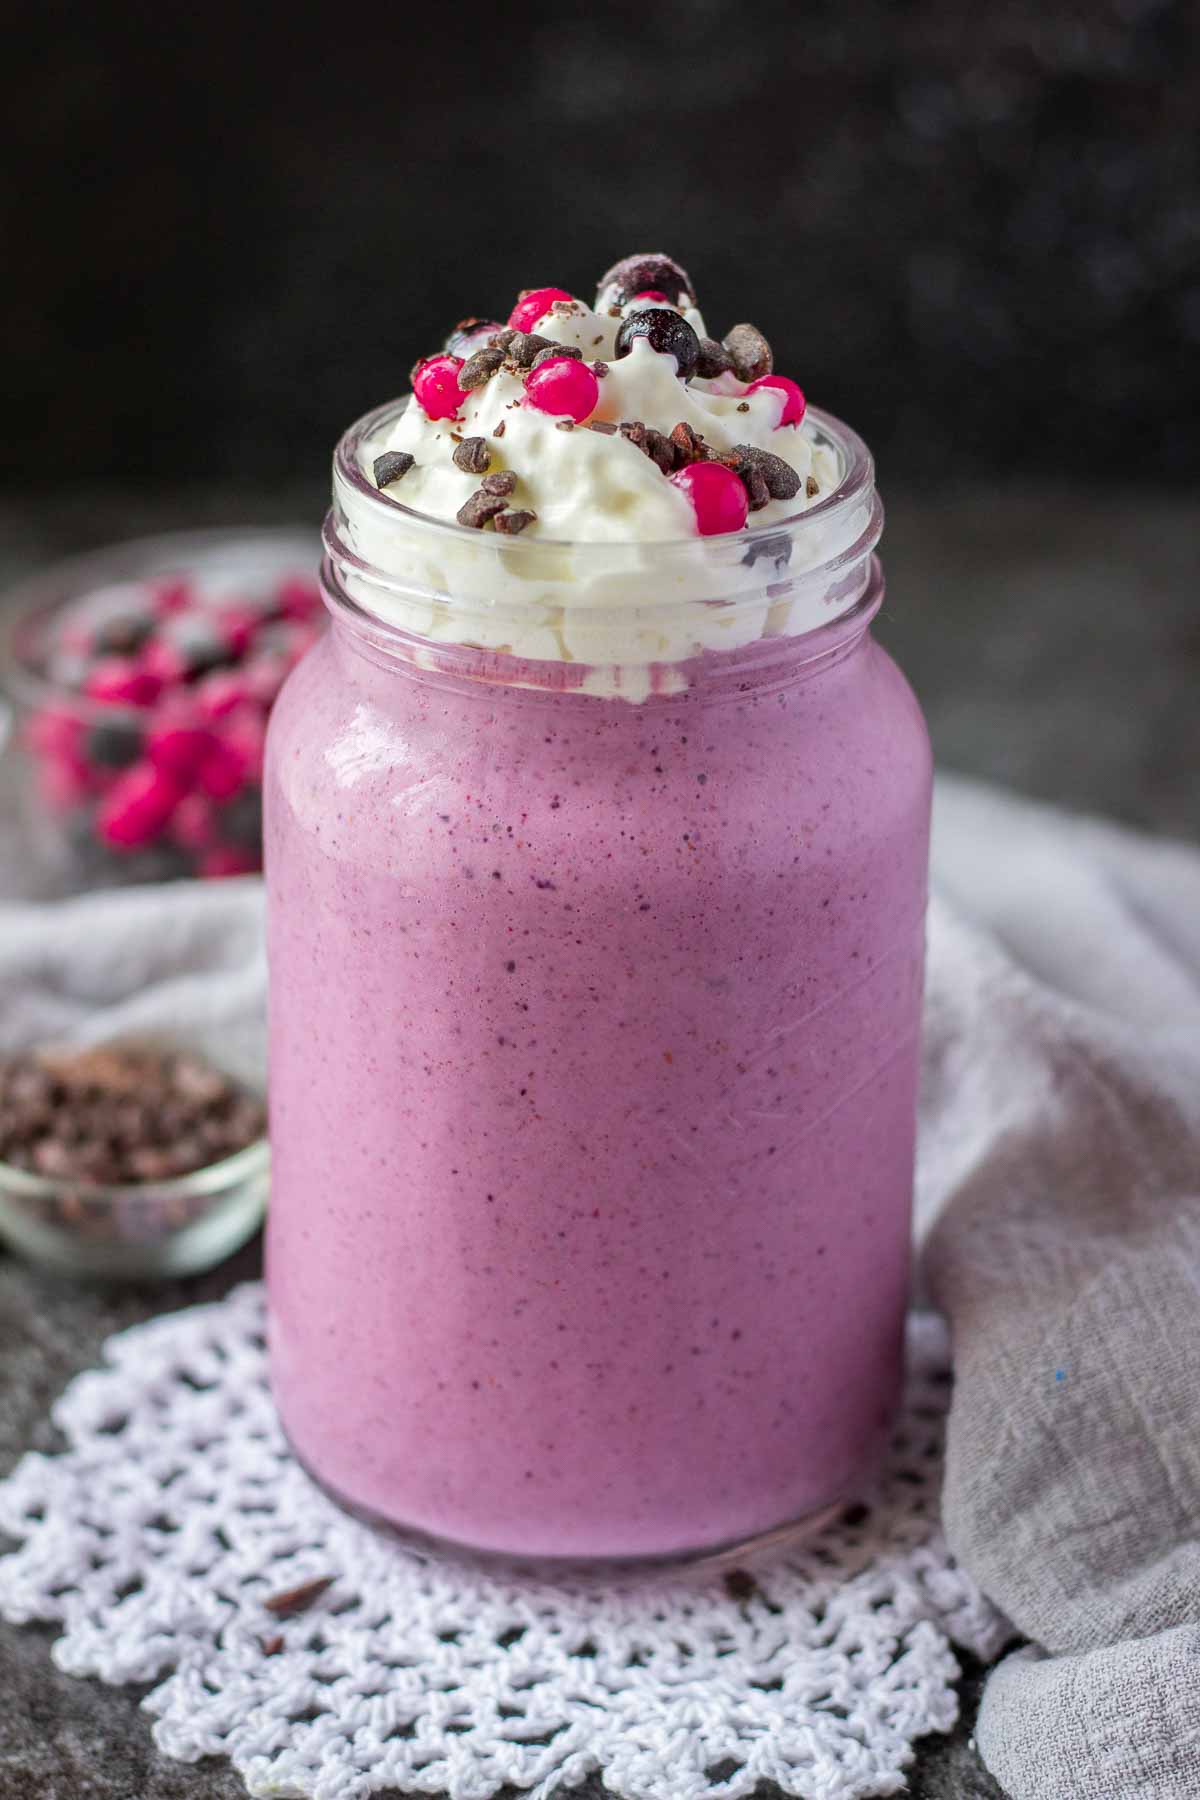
0, 529, 321, 894
0, 1040, 268, 1278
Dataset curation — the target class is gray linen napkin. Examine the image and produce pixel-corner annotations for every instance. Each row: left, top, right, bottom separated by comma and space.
0, 876, 266, 1080
923, 777, 1200, 1799
1, 774, 1198, 1798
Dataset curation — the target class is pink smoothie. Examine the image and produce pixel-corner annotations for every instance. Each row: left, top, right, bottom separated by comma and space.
265, 612, 931, 1558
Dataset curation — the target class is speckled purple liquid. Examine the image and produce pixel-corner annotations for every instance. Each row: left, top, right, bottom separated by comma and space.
265, 594, 932, 1559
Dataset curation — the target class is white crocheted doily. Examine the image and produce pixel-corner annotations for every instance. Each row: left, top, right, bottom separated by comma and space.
0, 1284, 1006, 1800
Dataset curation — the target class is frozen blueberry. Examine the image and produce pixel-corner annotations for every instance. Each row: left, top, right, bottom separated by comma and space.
614, 309, 701, 380
174, 624, 237, 680
596, 253, 695, 308
94, 612, 155, 656
85, 714, 143, 769
219, 785, 264, 850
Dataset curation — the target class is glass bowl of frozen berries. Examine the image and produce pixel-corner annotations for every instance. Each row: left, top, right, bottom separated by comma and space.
0, 529, 322, 892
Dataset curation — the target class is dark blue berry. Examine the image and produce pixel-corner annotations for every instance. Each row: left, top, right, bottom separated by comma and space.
597, 253, 694, 308
613, 309, 701, 380
175, 625, 236, 680
220, 785, 263, 849
94, 612, 155, 656
86, 714, 143, 769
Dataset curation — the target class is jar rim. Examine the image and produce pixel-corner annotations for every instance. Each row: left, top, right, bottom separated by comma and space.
334, 396, 875, 557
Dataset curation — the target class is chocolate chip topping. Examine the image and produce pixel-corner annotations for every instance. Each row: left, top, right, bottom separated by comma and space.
614, 309, 701, 380
494, 510, 537, 536
0, 1043, 265, 1187
742, 464, 771, 511
457, 490, 509, 529
723, 322, 773, 382
731, 444, 802, 501
459, 345, 505, 389
588, 419, 618, 434
643, 428, 677, 475
695, 336, 734, 380
617, 420, 685, 475
489, 327, 516, 352
480, 470, 516, 496
592, 360, 609, 378
493, 419, 506, 437
452, 437, 491, 475
668, 420, 708, 465
263, 1577, 335, 1619
530, 342, 583, 369
806, 475, 820, 497
596, 252, 695, 308
505, 331, 557, 369
373, 451, 414, 488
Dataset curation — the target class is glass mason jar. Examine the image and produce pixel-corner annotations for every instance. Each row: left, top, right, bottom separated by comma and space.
264, 399, 932, 1564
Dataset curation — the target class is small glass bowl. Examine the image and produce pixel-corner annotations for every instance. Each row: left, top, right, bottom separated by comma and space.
0, 1033, 269, 1280
0, 527, 319, 896
0, 1137, 269, 1280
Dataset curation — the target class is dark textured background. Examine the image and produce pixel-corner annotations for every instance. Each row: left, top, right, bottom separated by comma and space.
5, 0, 1199, 488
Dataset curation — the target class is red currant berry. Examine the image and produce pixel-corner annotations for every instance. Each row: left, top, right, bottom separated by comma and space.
151, 578, 193, 617
196, 738, 249, 801
224, 705, 267, 776
747, 374, 806, 426
507, 287, 573, 333
523, 357, 600, 423
669, 462, 750, 536
630, 289, 671, 305
96, 762, 183, 848
217, 606, 260, 657
275, 575, 322, 621
85, 656, 162, 708
171, 792, 221, 852
24, 704, 85, 761
412, 354, 469, 421
195, 670, 251, 721
199, 844, 260, 879
146, 707, 211, 780
139, 637, 190, 688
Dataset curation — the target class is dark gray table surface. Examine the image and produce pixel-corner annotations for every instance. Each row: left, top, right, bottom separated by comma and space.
0, 481, 1195, 1800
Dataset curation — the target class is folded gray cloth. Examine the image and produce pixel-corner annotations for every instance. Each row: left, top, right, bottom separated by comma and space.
2, 774, 1198, 1798
0, 876, 266, 1083
923, 778, 1200, 1799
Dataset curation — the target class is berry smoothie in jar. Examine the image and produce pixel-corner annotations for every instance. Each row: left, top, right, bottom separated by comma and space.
265, 254, 932, 1562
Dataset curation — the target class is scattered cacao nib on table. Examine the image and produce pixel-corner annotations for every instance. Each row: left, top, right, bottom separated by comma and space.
0, 1043, 266, 1186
